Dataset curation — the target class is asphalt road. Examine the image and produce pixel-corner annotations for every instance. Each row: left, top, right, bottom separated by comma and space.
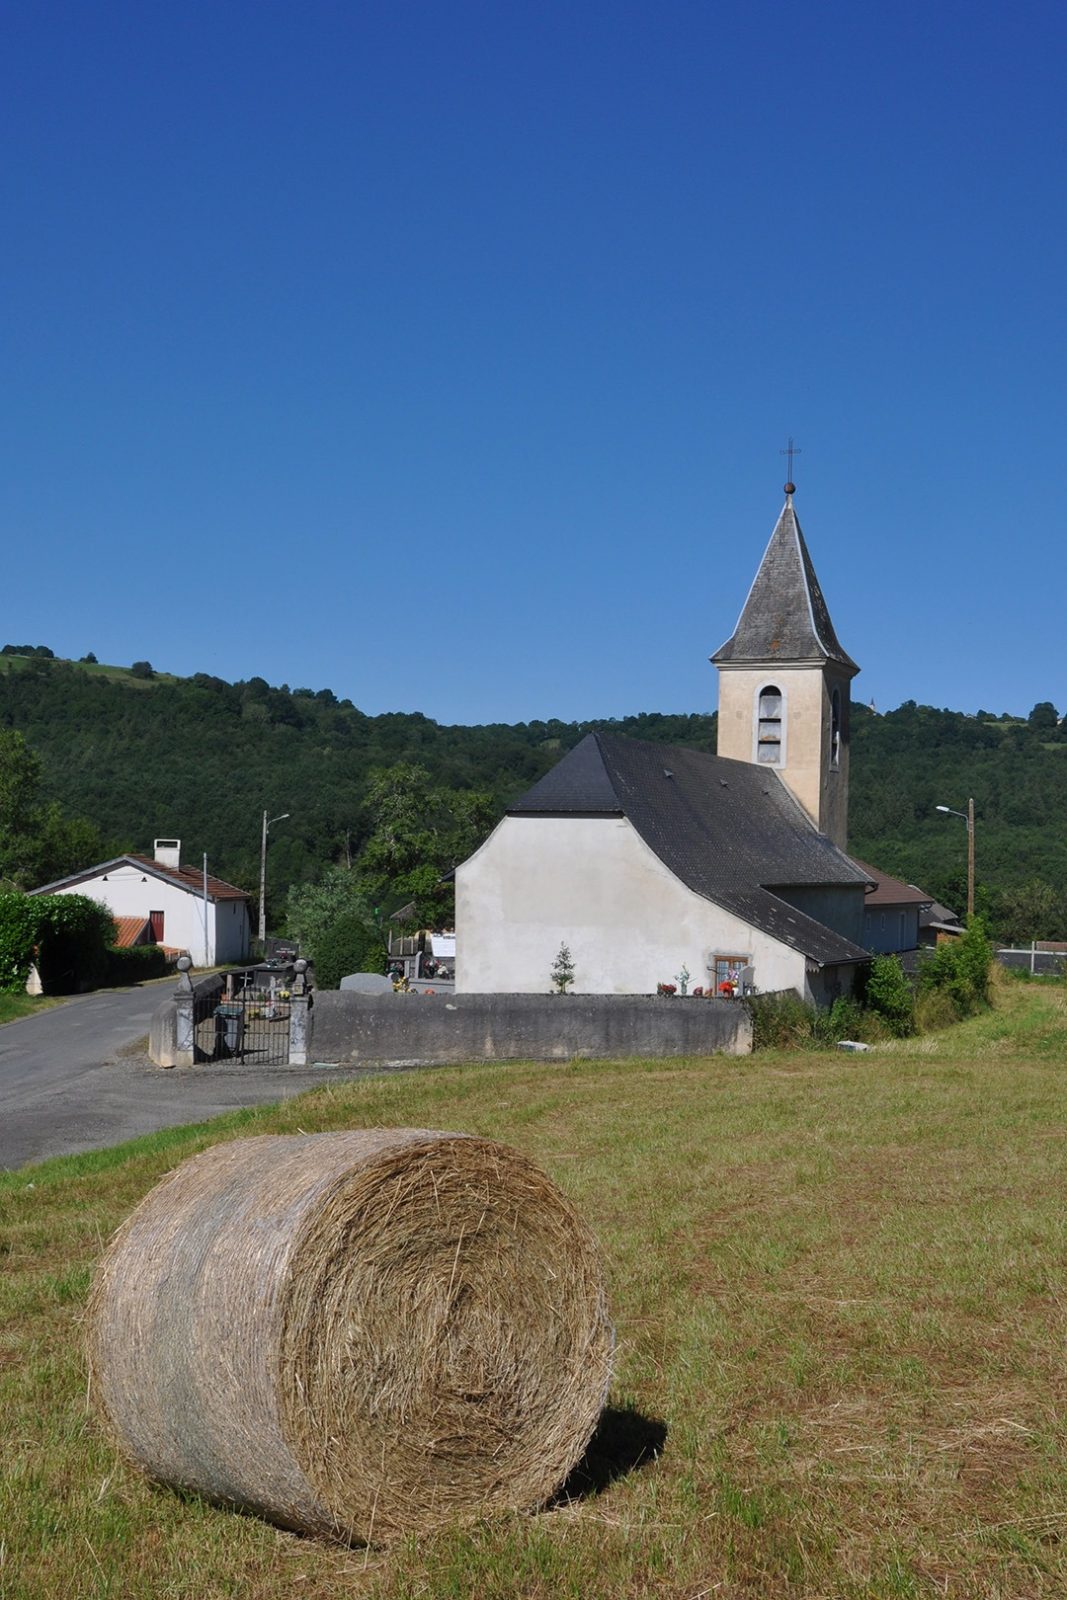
0, 985, 359, 1171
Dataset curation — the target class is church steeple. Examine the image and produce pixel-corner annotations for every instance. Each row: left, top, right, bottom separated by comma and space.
713, 484, 858, 848
712, 490, 858, 673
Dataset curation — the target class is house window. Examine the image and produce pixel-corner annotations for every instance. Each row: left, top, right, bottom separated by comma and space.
149, 910, 165, 943
756, 684, 784, 766
831, 688, 842, 770
712, 954, 749, 993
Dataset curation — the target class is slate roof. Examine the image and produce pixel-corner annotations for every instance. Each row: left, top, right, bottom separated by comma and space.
32, 855, 250, 902
713, 496, 858, 673
919, 900, 960, 929
509, 732, 872, 966
848, 857, 933, 908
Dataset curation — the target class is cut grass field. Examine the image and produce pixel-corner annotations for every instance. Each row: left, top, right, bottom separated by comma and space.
2, 974, 1066, 1598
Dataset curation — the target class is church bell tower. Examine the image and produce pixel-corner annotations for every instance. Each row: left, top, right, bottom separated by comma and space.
712, 479, 858, 849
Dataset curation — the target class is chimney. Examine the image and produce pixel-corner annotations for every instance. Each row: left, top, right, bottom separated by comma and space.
154, 838, 182, 870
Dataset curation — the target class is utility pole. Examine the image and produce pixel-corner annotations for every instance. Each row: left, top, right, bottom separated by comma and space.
967, 796, 975, 922
935, 799, 976, 921
259, 810, 290, 948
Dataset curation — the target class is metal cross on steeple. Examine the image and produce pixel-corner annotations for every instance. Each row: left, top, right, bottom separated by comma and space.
780, 436, 801, 492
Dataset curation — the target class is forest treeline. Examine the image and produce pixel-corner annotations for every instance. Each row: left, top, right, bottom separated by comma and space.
0, 651, 1064, 943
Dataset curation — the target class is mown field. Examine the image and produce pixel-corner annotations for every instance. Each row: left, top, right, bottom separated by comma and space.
2, 976, 1067, 1599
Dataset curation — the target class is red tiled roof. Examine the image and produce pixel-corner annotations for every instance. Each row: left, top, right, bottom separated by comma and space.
113, 915, 152, 948
124, 856, 250, 900
850, 857, 933, 908
31, 855, 251, 902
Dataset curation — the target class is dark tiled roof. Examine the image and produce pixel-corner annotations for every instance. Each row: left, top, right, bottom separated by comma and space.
713, 498, 858, 672
32, 855, 250, 902
848, 857, 933, 908
919, 900, 960, 928
510, 733, 871, 966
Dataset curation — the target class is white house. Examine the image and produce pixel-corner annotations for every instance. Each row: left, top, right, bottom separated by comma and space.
456, 484, 883, 1004
32, 839, 251, 965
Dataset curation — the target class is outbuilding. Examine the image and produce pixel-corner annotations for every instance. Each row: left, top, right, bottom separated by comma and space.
32, 838, 251, 965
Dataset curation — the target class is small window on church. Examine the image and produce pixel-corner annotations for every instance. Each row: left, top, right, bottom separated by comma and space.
757, 685, 783, 765
712, 955, 749, 994
831, 688, 842, 770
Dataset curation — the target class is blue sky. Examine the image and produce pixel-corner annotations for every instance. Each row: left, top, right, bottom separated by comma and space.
3, 0, 1064, 724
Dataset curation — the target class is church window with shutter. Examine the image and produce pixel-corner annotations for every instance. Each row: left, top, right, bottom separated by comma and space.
756, 684, 784, 765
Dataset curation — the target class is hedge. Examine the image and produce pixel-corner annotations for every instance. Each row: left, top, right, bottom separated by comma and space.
105, 944, 172, 985
312, 912, 388, 990
0, 893, 115, 994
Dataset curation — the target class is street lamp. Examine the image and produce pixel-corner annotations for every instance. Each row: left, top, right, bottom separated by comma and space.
259, 810, 290, 947
935, 798, 975, 921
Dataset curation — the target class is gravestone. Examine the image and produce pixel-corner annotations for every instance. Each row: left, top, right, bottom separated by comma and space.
339, 972, 395, 994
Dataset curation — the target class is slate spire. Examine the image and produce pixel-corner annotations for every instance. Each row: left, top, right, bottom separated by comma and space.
712, 492, 858, 674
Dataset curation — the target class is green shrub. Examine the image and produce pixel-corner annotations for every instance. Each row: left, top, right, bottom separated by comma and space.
0, 893, 114, 994
820, 995, 865, 1042
106, 945, 171, 985
746, 991, 821, 1049
749, 990, 889, 1049
863, 955, 916, 1037
917, 918, 993, 1023
312, 913, 388, 990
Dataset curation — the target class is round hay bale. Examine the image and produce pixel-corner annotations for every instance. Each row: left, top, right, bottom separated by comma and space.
87, 1130, 612, 1543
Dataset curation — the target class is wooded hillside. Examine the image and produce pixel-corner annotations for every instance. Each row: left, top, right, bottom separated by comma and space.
1, 651, 1064, 941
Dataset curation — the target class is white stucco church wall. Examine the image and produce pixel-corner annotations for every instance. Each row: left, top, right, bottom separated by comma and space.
455, 814, 808, 998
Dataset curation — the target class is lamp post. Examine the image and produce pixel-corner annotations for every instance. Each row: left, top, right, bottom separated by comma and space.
259, 810, 290, 947
935, 798, 975, 921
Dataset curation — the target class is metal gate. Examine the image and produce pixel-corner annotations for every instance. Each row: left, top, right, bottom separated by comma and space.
192, 969, 292, 1065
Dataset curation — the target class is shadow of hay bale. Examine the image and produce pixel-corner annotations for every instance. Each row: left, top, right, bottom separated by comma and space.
553, 1405, 668, 1503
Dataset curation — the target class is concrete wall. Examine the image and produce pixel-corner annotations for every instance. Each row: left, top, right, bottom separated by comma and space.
716, 664, 851, 848
455, 814, 808, 997
50, 866, 250, 963
310, 990, 752, 1066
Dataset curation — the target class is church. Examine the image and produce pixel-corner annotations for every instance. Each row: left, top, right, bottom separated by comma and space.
455, 483, 877, 1004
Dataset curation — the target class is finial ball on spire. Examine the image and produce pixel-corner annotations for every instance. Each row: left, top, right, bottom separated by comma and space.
780, 439, 800, 494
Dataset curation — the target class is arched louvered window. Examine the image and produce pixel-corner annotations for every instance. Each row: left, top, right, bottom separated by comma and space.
756, 684, 783, 765
831, 687, 842, 770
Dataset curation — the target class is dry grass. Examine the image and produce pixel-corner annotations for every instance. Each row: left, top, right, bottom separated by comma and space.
2, 971, 1067, 1597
